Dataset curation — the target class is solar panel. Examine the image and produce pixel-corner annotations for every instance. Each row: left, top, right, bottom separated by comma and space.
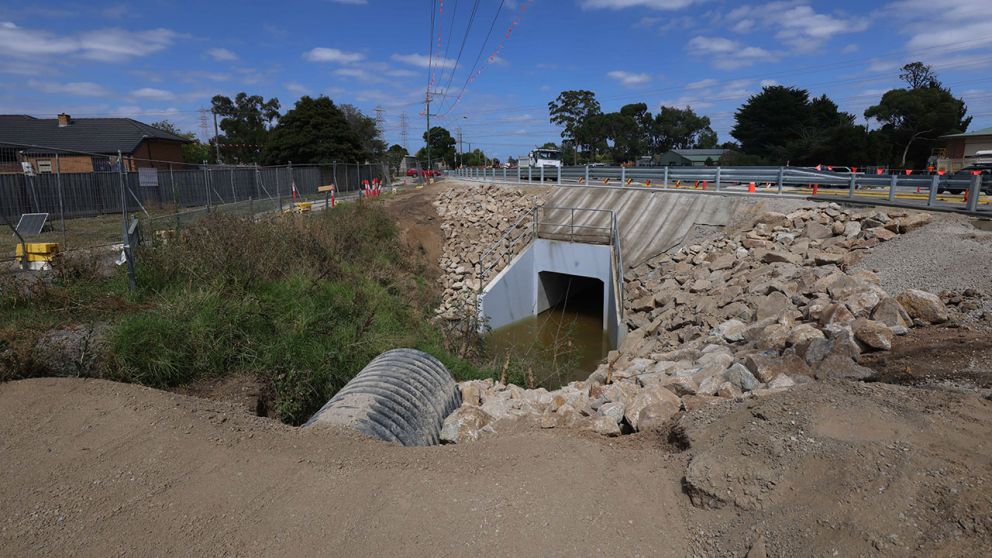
14, 213, 48, 236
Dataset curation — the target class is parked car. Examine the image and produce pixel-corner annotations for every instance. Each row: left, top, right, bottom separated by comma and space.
405, 168, 420, 177
938, 165, 992, 195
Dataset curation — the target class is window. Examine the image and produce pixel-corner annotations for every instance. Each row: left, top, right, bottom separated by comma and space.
36, 159, 53, 173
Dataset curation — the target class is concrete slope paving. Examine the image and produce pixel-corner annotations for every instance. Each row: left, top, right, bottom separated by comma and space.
547, 186, 742, 268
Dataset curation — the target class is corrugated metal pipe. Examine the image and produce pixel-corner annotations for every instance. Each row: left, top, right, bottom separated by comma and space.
304, 349, 461, 446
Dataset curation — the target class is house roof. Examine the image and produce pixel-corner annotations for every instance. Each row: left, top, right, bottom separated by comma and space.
669, 148, 729, 162
0, 115, 190, 155
941, 126, 992, 139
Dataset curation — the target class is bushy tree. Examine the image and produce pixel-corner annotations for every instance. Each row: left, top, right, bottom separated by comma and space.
339, 104, 386, 160
263, 96, 364, 164
150, 120, 214, 165
549, 90, 601, 160
653, 106, 715, 152
416, 126, 456, 167
210, 92, 280, 164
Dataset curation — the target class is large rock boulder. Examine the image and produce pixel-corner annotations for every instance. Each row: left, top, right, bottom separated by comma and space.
440, 406, 494, 443
896, 289, 949, 324
852, 319, 894, 351
624, 386, 682, 431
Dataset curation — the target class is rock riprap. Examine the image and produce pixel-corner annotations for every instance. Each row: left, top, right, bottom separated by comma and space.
438, 202, 973, 442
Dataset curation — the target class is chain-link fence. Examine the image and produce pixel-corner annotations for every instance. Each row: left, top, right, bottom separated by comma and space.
0, 141, 394, 275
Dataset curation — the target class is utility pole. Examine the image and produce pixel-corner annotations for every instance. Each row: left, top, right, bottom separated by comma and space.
198, 108, 210, 143
424, 91, 434, 172
212, 108, 222, 164
399, 112, 409, 151
374, 105, 385, 131
456, 127, 463, 167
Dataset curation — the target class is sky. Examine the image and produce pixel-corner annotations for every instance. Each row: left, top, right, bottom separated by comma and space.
2, 0, 991, 161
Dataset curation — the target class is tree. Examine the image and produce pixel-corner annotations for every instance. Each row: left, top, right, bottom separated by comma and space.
654, 106, 714, 152
149, 120, 214, 164
339, 104, 386, 161
211, 92, 280, 164
695, 129, 718, 149
548, 90, 601, 161
900, 61, 940, 89
263, 96, 364, 165
732, 86, 865, 165
384, 144, 408, 171
417, 126, 456, 167
865, 86, 970, 167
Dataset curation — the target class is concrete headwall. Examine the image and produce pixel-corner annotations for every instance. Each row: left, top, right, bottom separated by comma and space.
480, 238, 625, 348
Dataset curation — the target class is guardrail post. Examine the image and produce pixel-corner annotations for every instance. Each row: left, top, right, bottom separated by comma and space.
715, 167, 722, 191
887, 174, 898, 202
777, 166, 784, 194
528, 166, 532, 182
584, 164, 590, 185
540, 165, 545, 183
517, 165, 521, 182
927, 174, 938, 207
967, 174, 981, 212
620, 166, 626, 186
848, 174, 857, 198
557, 165, 561, 186
503, 166, 507, 182
663, 166, 669, 188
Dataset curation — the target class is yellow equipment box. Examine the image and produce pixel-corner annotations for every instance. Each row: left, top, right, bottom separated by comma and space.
15, 242, 59, 262
294, 202, 313, 212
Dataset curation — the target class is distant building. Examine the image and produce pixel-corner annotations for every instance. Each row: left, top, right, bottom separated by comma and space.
656, 148, 730, 167
0, 114, 190, 173
936, 126, 992, 171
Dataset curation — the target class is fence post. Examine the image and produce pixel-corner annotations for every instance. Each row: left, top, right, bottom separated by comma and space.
253, 163, 260, 200
275, 166, 282, 212
967, 174, 981, 212
927, 174, 939, 207
848, 173, 856, 198
204, 167, 212, 213
230, 168, 237, 203
715, 167, 722, 191
887, 174, 898, 202
117, 150, 137, 291
777, 166, 785, 194
55, 153, 67, 248
663, 166, 669, 188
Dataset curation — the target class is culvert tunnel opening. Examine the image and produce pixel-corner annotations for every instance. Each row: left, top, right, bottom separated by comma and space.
485, 271, 609, 389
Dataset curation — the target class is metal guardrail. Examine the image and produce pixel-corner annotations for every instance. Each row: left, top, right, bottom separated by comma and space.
451, 165, 991, 215
476, 204, 625, 318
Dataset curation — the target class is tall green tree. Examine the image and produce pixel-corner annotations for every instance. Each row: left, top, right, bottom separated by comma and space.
864, 63, 970, 167
416, 126, 457, 167
339, 104, 386, 161
548, 90, 601, 161
264, 96, 364, 164
653, 106, 715, 152
385, 144, 408, 171
211, 92, 280, 164
150, 120, 214, 164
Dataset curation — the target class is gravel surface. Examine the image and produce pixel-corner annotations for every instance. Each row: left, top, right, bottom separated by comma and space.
854, 215, 992, 295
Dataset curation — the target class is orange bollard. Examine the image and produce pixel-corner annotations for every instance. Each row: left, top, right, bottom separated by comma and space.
964, 189, 969, 203
702, 180, 707, 190
812, 183, 819, 196
645, 179, 651, 187
602, 178, 610, 184
748, 182, 756, 193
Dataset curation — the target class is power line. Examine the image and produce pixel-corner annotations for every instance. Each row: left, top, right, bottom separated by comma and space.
437, 0, 505, 115
434, 0, 482, 109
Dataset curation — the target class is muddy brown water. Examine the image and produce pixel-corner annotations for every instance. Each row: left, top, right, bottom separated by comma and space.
484, 290, 609, 388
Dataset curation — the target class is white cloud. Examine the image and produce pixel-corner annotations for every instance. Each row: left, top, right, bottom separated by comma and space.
759, 79, 779, 87
285, 81, 311, 95
0, 24, 180, 62
885, 0, 992, 54
206, 47, 238, 61
581, 0, 700, 10
726, 3, 869, 52
334, 67, 387, 83
607, 70, 652, 87
392, 53, 456, 69
28, 80, 112, 97
686, 36, 777, 69
686, 78, 718, 89
303, 47, 365, 63
385, 68, 417, 78
131, 87, 175, 101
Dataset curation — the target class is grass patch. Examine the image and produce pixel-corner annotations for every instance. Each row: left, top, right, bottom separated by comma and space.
2, 201, 489, 424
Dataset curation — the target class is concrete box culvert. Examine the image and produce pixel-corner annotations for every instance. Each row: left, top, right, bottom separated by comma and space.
304, 349, 461, 446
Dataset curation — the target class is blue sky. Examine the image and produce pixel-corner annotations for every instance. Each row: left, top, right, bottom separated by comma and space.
2, 0, 991, 160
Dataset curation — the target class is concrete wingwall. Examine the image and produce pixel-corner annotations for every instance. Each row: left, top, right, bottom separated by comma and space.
479, 238, 625, 348
547, 186, 742, 268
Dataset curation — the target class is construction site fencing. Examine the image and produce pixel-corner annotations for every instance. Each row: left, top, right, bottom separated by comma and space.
0, 142, 392, 276
452, 165, 991, 215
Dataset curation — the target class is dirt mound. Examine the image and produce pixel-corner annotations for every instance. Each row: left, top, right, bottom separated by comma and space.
3, 377, 991, 556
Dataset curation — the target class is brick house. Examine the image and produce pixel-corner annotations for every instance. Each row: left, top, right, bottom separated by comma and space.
0, 113, 191, 173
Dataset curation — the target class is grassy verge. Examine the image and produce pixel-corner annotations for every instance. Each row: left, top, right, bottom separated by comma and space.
1, 202, 488, 424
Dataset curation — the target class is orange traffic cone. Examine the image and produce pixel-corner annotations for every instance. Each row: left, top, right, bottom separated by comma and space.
812, 184, 819, 196
748, 182, 756, 193
702, 180, 708, 190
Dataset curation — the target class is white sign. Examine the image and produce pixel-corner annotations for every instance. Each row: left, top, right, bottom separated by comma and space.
21, 161, 34, 176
